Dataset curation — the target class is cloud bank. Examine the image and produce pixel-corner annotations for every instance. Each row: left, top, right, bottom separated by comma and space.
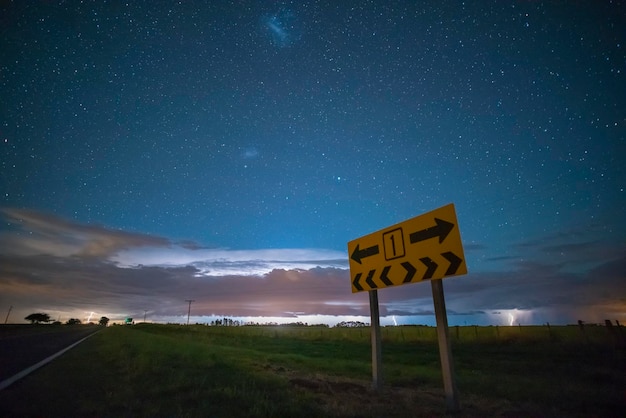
0, 208, 624, 326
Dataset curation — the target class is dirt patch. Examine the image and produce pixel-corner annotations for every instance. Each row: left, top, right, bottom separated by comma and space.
284, 372, 554, 417
285, 372, 446, 417
290, 376, 365, 395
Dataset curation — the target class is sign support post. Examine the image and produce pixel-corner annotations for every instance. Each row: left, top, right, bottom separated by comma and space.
431, 278, 460, 412
369, 289, 382, 390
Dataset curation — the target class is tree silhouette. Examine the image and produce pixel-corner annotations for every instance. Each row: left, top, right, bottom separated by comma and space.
99, 316, 109, 326
66, 318, 82, 325
25, 313, 51, 324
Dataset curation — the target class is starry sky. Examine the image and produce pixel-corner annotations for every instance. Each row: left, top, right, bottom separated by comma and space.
1, 1, 625, 326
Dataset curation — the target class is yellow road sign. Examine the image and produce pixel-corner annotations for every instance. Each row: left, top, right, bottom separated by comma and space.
347, 203, 467, 293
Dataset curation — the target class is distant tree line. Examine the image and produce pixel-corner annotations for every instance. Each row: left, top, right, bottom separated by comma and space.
334, 320, 369, 328
206, 318, 331, 327
24, 312, 109, 326
210, 317, 241, 327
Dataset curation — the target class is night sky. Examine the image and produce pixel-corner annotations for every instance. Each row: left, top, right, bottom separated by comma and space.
1, 1, 624, 326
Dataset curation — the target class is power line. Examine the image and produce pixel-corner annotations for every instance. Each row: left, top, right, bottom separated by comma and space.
185, 300, 195, 325
4, 306, 12, 324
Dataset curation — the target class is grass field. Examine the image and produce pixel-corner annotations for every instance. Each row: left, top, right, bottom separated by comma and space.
0, 323, 623, 417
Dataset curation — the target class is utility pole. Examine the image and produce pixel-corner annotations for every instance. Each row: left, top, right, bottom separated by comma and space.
4, 305, 12, 324
185, 300, 195, 325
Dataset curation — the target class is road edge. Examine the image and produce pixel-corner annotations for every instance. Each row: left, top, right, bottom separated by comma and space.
0, 329, 101, 391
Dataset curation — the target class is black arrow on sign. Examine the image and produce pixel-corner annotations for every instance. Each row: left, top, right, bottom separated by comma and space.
409, 218, 455, 245
351, 244, 380, 264
401, 261, 417, 283
352, 272, 364, 291
442, 251, 463, 276
379, 266, 394, 286
364, 269, 377, 289
419, 257, 438, 280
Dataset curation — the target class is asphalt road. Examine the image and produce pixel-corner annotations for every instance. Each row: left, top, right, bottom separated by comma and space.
0, 325, 100, 384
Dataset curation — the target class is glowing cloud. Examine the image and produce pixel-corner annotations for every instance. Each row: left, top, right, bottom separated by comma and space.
112, 246, 348, 276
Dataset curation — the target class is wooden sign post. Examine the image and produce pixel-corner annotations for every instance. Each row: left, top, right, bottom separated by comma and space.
432, 278, 460, 411
369, 289, 382, 390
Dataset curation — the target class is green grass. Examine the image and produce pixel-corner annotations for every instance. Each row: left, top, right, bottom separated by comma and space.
0, 324, 623, 417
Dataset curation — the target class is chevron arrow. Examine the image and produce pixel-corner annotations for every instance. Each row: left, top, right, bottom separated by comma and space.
352, 272, 364, 291
442, 251, 463, 275
419, 257, 438, 280
351, 244, 379, 264
379, 266, 393, 286
364, 269, 377, 289
401, 261, 417, 283
409, 218, 455, 245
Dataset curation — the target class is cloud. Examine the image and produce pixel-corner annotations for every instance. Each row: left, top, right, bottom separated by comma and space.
0, 208, 624, 326
0, 208, 170, 258
0, 208, 358, 321
510, 226, 624, 269
112, 246, 348, 276
386, 252, 626, 325
0, 252, 363, 322
463, 243, 488, 252
0, 207, 347, 276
